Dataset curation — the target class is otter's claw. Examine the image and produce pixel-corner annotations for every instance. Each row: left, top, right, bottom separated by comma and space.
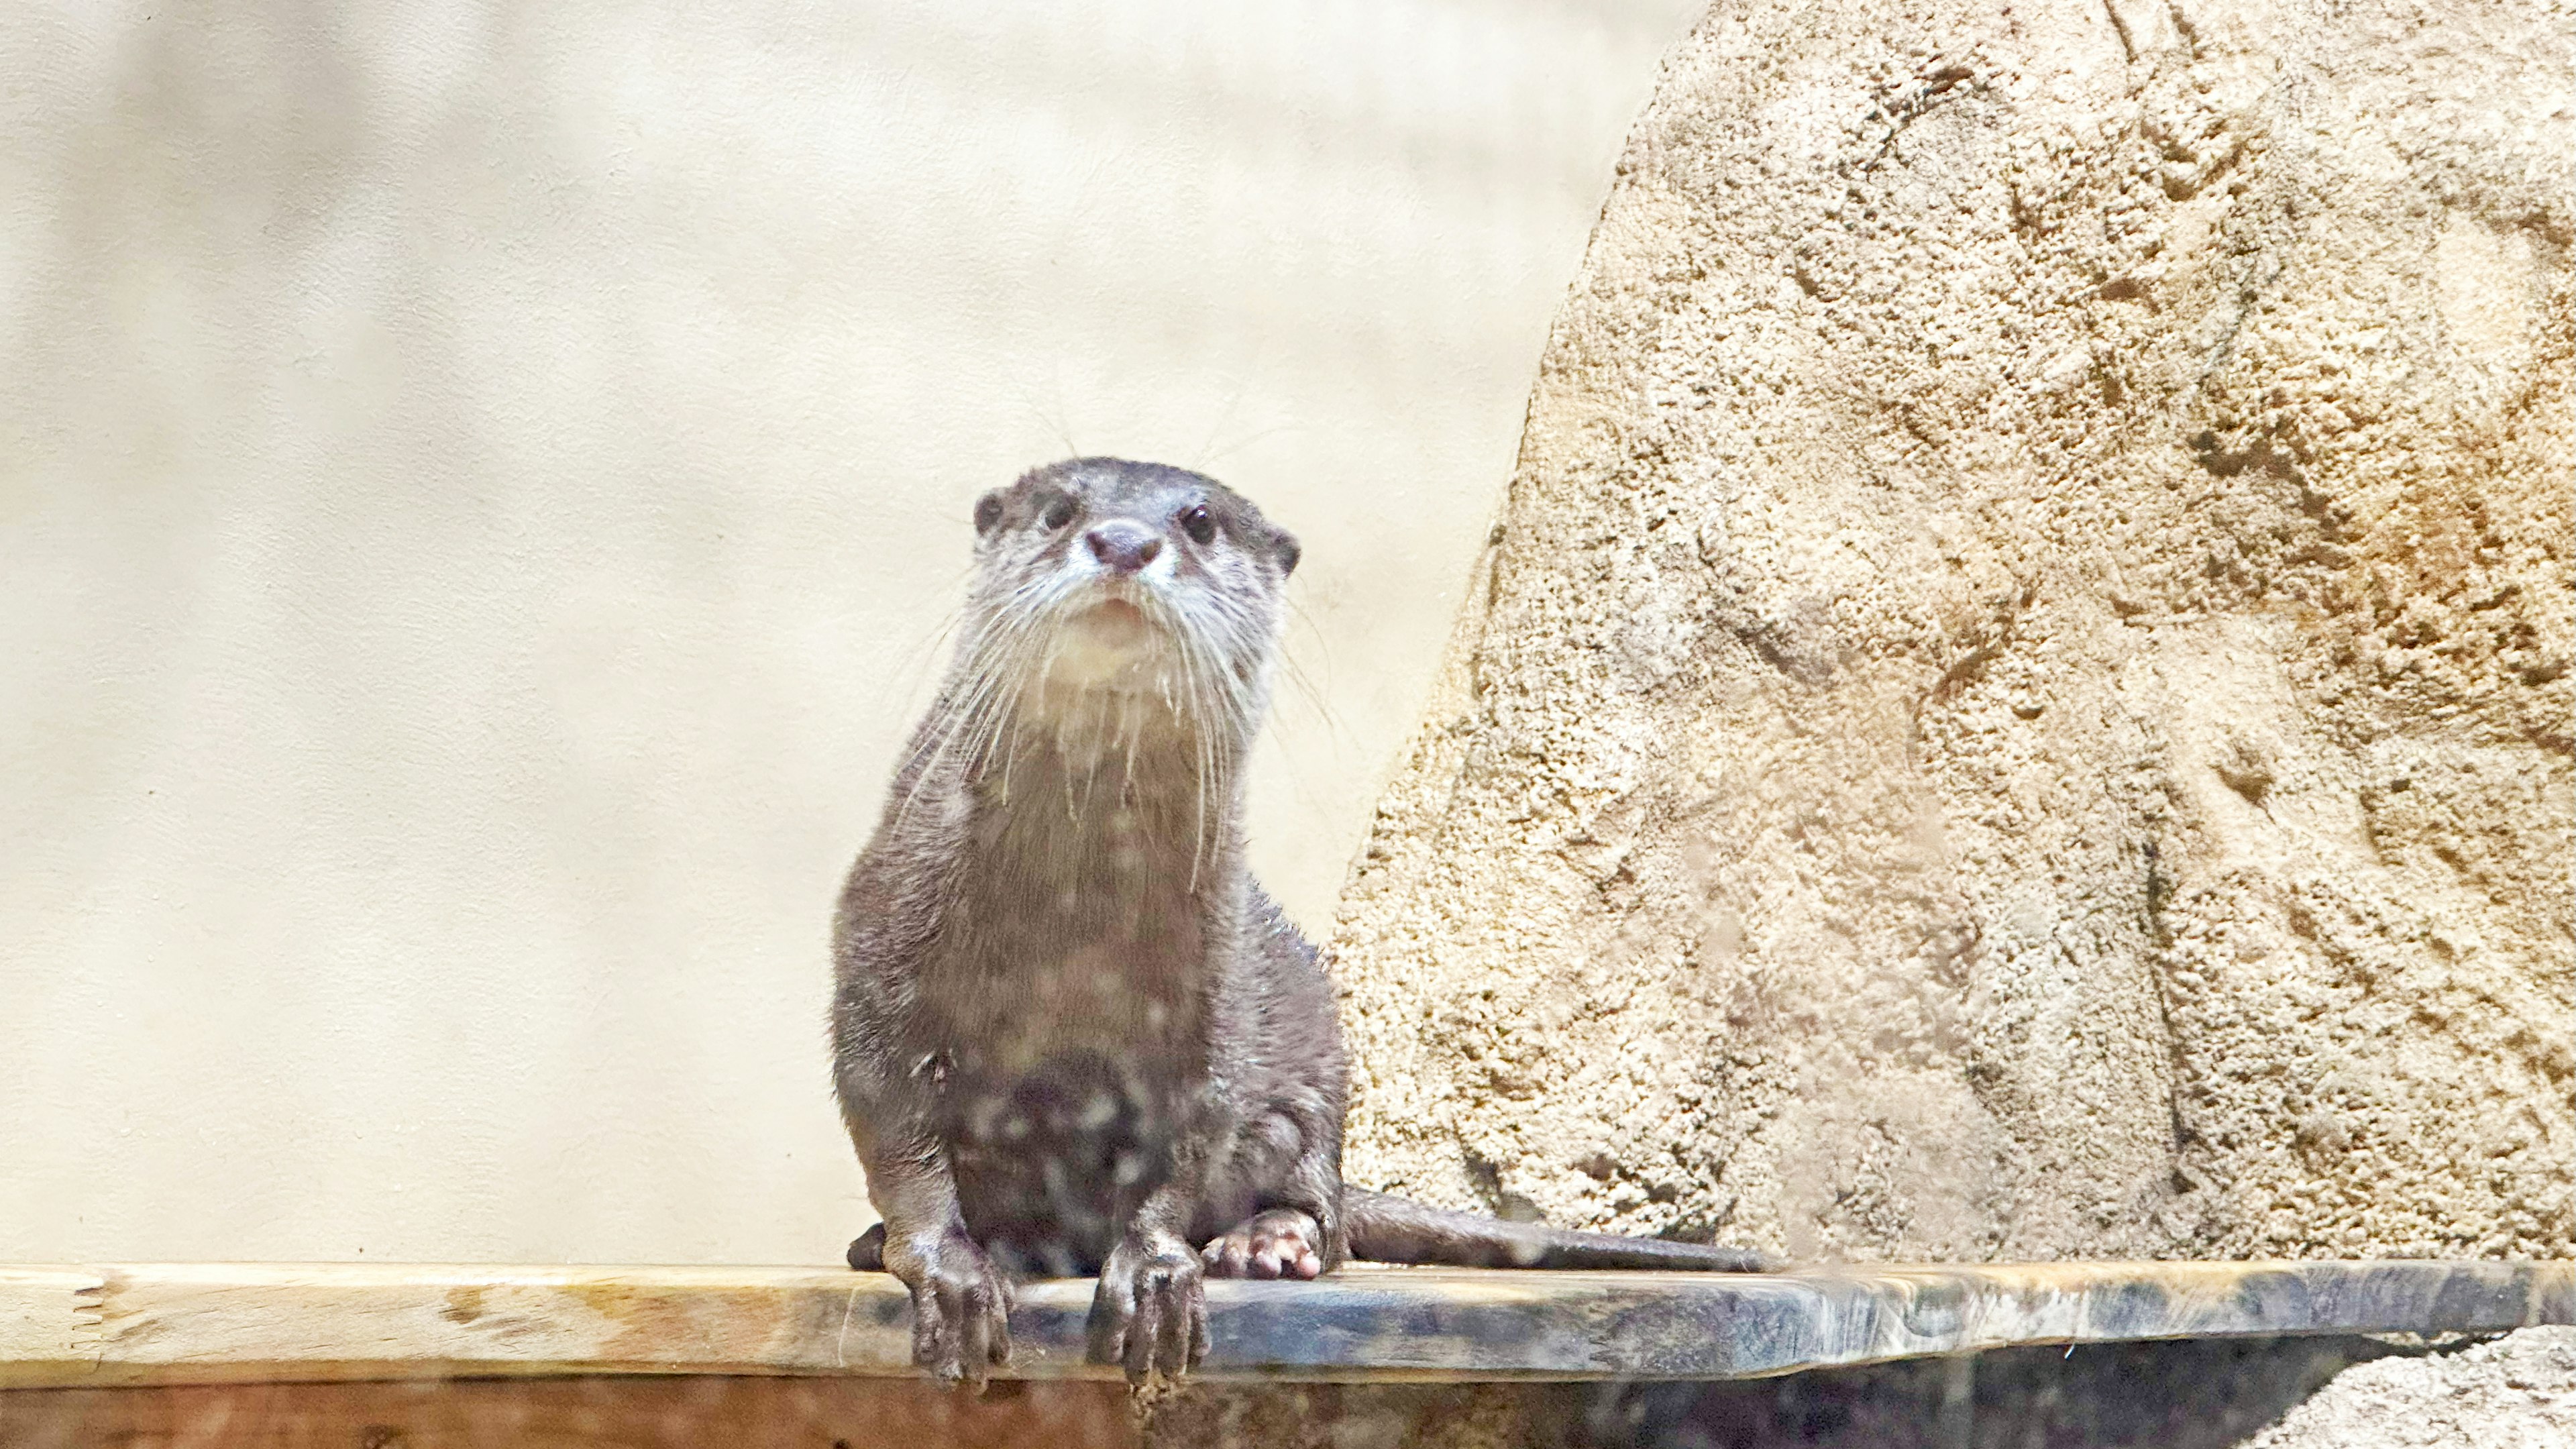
880, 1227, 1013, 1391
1088, 1231, 1208, 1389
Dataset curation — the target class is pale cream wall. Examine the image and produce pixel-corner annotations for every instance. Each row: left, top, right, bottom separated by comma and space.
0, 0, 1699, 1262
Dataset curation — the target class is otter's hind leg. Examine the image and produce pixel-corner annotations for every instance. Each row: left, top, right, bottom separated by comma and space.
848, 1222, 887, 1271
1196, 1102, 1344, 1281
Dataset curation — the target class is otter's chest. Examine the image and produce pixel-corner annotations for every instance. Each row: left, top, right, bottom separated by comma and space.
920, 883, 1209, 1071
924, 777, 1216, 1069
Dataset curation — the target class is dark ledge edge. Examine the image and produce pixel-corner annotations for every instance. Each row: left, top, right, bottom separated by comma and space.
1, 1259, 2568, 1387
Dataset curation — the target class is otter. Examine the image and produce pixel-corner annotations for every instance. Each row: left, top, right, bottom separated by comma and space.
830, 458, 1770, 1393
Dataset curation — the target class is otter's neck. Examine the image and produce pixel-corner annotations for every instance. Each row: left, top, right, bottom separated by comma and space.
927, 706, 1239, 1068
963, 700, 1242, 930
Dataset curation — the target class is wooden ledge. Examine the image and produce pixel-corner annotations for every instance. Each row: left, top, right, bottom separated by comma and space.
3, 1259, 2568, 1388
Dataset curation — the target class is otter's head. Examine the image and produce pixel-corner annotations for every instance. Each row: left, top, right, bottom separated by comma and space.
946, 458, 1299, 769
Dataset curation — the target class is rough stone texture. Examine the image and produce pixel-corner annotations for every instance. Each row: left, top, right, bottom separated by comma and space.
1330, 0, 2573, 1267
2243, 1327, 2576, 1447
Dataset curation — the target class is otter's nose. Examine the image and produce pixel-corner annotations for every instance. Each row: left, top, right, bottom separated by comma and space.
1084, 521, 1163, 574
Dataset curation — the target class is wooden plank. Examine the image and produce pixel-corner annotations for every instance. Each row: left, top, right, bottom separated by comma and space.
1, 1259, 2567, 1389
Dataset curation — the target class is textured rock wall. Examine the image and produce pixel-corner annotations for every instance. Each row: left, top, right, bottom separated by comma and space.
2244, 1328, 2576, 1448
1330, 0, 2572, 1264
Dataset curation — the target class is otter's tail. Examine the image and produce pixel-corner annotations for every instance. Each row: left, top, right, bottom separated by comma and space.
1344, 1188, 1776, 1273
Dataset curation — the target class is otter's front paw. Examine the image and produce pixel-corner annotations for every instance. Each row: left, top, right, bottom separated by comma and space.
1087, 1230, 1207, 1389
1199, 1208, 1324, 1280
882, 1228, 1013, 1390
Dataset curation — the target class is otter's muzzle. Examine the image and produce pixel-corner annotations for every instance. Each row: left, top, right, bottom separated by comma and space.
1084, 520, 1163, 574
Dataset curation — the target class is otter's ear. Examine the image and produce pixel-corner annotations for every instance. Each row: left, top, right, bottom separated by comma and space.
1273, 529, 1301, 577
973, 490, 1006, 535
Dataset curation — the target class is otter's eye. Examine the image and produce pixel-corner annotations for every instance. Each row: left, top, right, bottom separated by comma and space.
1179, 504, 1216, 545
1042, 496, 1078, 531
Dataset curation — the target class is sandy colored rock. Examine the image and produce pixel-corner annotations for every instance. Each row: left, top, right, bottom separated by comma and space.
2241, 1328, 2576, 1447
1330, 0, 2572, 1265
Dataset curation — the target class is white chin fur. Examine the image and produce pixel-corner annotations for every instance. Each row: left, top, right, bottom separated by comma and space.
1034, 600, 1172, 698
